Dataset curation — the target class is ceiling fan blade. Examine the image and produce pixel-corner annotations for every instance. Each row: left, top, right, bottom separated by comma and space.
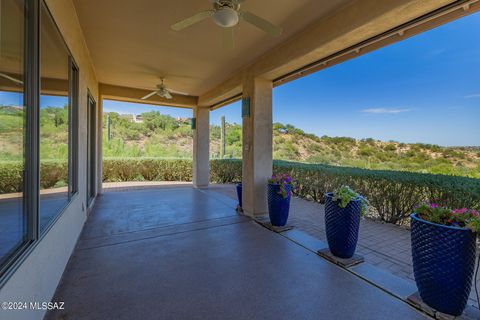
167, 88, 189, 96
0, 72, 23, 85
158, 91, 173, 100
141, 91, 158, 100
240, 11, 283, 37
171, 10, 214, 31
223, 27, 234, 49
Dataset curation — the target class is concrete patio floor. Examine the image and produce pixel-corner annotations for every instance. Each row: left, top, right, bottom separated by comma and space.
210, 184, 480, 309
46, 185, 427, 320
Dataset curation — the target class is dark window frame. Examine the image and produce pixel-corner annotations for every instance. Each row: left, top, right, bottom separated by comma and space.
86, 91, 97, 207
69, 58, 79, 196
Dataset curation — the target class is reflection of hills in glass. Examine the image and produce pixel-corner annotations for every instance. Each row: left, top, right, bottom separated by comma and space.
0, 105, 24, 160
0, 105, 24, 112
0, 103, 69, 161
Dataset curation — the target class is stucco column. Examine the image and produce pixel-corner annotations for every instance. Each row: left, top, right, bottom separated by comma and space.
242, 77, 273, 216
97, 97, 103, 194
193, 106, 210, 188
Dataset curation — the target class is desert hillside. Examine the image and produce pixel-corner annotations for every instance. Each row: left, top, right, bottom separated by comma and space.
1, 107, 478, 178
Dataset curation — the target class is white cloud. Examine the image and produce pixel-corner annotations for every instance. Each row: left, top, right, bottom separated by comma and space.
361, 108, 411, 114
464, 94, 480, 99
427, 48, 446, 56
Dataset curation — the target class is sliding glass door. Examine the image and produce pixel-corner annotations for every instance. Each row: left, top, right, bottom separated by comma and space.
39, 2, 71, 232
0, 0, 79, 277
0, 0, 27, 268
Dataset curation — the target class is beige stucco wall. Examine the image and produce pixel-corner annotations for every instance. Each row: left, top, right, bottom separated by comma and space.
193, 107, 210, 187
0, 1, 99, 319
242, 77, 273, 215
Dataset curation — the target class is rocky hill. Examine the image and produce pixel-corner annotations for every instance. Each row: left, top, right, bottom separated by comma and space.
2, 106, 478, 179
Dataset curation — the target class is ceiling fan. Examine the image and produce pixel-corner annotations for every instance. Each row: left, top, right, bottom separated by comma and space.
171, 0, 283, 49
141, 78, 188, 100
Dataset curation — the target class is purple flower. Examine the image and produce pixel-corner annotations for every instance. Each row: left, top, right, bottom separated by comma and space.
452, 208, 468, 214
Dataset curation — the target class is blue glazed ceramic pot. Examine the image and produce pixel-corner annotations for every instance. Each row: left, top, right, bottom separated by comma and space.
267, 184, 291, 227
236, 183, 242, 208
324, 192, 362, 259
411, 213, 476, 316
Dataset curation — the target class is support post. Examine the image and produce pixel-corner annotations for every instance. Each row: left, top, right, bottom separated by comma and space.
97, 97, 103, 194
193, 107, 210, 188
242, 77, 273, 216
221, 115, 226, 159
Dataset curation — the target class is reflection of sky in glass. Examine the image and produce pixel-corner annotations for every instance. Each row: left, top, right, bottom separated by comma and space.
40, 94, 68, 108
1, 91, 68, 108
0, 91, 23, 106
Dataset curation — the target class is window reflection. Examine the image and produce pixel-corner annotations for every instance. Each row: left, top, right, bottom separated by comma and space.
0, 0, 27, 267
39, 2, 71, 232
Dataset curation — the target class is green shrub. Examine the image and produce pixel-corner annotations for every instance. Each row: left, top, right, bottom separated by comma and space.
102, 157, 192, 182
208, 159, 480, 225
274, 161, 480, 224
0, 161, 23, 193
40, 160, 68, 189
0, 159, 69, 194
210, 159, 242, 183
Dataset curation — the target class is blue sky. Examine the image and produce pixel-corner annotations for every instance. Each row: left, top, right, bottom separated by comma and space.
2, 12, 479, 146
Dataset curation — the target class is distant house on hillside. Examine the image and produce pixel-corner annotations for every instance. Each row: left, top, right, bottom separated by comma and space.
176, 116, 190, 123
132, 114, 143, 123
119, 114, 144, 123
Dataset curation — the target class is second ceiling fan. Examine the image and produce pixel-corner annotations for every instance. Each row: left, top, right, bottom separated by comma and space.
141, 78, 187, 100
171, 0, 283, 49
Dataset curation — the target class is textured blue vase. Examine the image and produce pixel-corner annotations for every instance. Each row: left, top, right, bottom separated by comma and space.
236, 183, 242, 208
324, 193, 361, 259
267, 184, 291, 227
411, 213, 476, 316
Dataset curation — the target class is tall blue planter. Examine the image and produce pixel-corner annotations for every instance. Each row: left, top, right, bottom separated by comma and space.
267, 184, 291, 227
324, 193, 361, 259
411, 213, 476, 316
236, 183, 242, 208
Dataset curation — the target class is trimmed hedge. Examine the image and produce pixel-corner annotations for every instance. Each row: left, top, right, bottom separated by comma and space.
0, 161, 23, 193
103, 157, 192, 182
2, 157, 479, 225
208, 159, 480, 224
0, 159, 68, 193
210, 159, 242, 183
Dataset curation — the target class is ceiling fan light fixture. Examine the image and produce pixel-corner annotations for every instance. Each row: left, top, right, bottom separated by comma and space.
213, 7, 239, 27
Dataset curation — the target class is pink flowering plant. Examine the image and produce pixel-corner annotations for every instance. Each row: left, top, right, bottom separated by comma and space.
268, 173, 297, 199
416, 203, 480, 233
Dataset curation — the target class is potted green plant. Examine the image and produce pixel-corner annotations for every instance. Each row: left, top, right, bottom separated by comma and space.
267, 174, 296, 226
324, 186, 368, 258
411, 204, 480, 316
